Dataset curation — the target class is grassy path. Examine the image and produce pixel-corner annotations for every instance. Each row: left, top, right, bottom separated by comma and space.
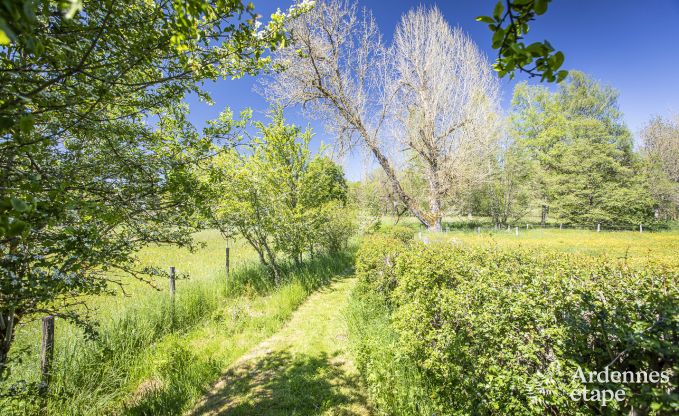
189, 277, 371, 416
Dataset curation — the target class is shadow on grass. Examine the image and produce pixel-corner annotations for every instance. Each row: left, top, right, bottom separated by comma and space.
190, 349, 369, 416
124, 342, 223, 416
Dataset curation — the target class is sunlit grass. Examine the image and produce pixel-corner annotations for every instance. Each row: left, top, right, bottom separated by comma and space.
378, 216, 679, 266
418, 228, 679, 267
3, 230, 354, 415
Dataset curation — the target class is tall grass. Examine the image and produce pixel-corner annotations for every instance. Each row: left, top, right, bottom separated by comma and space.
346, 282, 434, 416
2, 230, 355, 415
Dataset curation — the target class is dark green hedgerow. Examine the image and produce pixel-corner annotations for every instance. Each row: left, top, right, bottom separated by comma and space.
349, 236, 678, 415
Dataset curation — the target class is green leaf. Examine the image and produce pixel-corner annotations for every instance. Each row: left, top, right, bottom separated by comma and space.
534, 0, 549, 15
8, 220, 28, 237
492, 28, 505, 49
0, 17, 16, 44
0, 29, 10, 45
526, 42, 546, 55
476, 16, 495, 24
19, 115, 34, 133
493, 1, 504, 21
552, 51, 565, 69
556, 70, 569, 83
11, 197, 29, 212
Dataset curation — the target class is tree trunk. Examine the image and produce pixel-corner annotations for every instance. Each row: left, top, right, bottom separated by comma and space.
0, 309, 17, 379
353, 123, 434, 229
262, 241, 281, 285
426, 163, 443, 232
541, 204, 549, 227
428, 218, 442, 232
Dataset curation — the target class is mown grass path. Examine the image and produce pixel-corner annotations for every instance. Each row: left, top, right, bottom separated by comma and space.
189, 277, 371, 416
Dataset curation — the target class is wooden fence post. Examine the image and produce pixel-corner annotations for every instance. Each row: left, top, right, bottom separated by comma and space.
597, 224, 601, 232
640, 224, 643, 233
225, 240, 230, 279
169, 266, 176, 329
169, 266, 176, 298
560, 223, 563, 230
515, 226, 519, 237
40, 315, 55, 411
477, 226, 480, 234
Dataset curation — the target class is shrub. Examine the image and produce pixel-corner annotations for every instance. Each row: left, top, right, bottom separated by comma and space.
357, 211, 381, 234
315, 203, 357, 254
353, 240, 679, 415
354, 236, 405, 304
380, 225, 416, 244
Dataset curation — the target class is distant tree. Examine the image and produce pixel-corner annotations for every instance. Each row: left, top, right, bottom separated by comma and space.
510, 71, 655, 227
266, 1, 500, 231
549, 119, 654, 226
640, 115, 679, 220
477, 0, 568, 82
486, 137, 535, 225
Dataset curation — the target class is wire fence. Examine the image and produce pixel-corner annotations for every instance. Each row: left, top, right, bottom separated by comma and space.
413, 219, 671, 233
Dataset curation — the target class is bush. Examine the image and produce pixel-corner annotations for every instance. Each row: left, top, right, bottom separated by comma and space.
354, 236, 405, 304
315, 203, 357, 254
357, 211, 381, 234
353, 241, 679, 415
379, 225, 416, 244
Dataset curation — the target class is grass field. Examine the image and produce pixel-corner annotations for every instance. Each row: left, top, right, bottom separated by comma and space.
382, 216, 679, 266
422, 228, 679, 266
3, 230, 355, 415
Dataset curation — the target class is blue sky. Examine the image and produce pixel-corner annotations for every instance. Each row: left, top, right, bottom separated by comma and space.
186, 0, 679, 181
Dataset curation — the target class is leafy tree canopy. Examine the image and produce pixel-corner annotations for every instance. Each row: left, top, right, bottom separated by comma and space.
510, 71, 655, 226
0, 0, 312, 380
198, 107, 352, 281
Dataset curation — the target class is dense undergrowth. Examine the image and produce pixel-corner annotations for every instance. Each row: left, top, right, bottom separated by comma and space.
348, 234, 678, 415
2, 240, 354, 415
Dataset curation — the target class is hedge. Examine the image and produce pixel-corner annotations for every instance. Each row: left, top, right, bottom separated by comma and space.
351, 237, 678, 415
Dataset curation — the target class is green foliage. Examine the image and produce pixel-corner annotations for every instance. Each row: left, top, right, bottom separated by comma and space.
347, 280, 435, 416
0, 0, 314, 382
510, 71, 656, 227
354, 235, 406, 305
200, 107, 354, 280
353, 239, 678, 415
377, 225, 416, 244
477, 0, 568, 82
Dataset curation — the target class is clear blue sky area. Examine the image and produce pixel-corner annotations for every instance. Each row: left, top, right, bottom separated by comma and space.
185, 0, 679, 181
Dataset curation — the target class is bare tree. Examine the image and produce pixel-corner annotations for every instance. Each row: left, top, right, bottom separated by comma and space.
388, 6, 501, 230
641, 114, 679, 219
265, 0, 500, 230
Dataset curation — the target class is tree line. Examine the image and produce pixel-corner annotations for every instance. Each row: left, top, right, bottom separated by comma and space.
268, 0, 677, 229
